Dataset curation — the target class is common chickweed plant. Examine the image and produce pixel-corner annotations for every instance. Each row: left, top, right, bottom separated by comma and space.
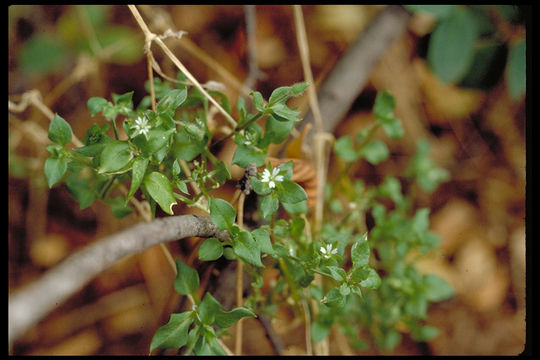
44, 71, 453, 354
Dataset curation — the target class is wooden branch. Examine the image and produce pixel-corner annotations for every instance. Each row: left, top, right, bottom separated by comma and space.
288, 5, 411, 151
8, 215, 228, 345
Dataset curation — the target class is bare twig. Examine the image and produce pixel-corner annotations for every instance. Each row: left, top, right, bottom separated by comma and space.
8, 215, 228, 345
243, 5, 265, 91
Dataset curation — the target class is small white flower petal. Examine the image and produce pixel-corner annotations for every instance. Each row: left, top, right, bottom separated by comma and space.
268, 180, 276, 189
320, 246, 327, 254
275, 175, 284, 182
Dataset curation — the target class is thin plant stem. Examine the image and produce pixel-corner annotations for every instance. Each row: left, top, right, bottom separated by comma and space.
293, 5, 332, 355
235, 192, 246, 355
127, 5, 238, 129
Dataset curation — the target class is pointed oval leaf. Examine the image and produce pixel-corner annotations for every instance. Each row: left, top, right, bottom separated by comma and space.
150, 311, 193, 352
198, 237, 223, 261
174, 259, 200, 296
209, 198, 236, 231
126, 157, 149, 202
143, 171, 177, 215
99, 140, 133, 174
48, 114, 73, 146
44, 157, 68, 188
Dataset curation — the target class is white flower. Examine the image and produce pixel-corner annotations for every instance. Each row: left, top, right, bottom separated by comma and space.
132, 115, 151, 137
320, 243, 338, 259
260, 167, 284, 189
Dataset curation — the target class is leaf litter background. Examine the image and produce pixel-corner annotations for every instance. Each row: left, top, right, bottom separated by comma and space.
8, 5, 528, 355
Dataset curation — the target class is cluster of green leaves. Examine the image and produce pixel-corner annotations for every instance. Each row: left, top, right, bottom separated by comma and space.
13, 5, 143, 77
325, 91, 454, 351
44, 64, 452, 354
334, 90, 403, 166
45, 75, 236, 219
150, 259, 255, 355
405, 5, 526, 100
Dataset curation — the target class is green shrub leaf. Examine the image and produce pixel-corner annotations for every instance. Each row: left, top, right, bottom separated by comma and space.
126, 157, 149, 202
150, 311, 194, 352
99, 140, 133, 174
174, 259, 200, 296
143, 171, 177, 215
277, 180, 307, 204
48, 114, 73, 146
209, 198, 236, 231
44, 157, 68, 188
198, 237, 223, 261
428, 7, 479, 84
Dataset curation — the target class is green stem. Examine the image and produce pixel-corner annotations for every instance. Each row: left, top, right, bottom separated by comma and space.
212, 111, 264, 148
111, 117, 120, 140
99, 175, 117, 199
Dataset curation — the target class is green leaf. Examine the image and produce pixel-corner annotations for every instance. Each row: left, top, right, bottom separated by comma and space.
351, 233, 370, 267
250, 91, 266, 112
173, 129, 205, 161
334, 136, 359, 163
252, 227, 274, 255
268, 82, 309, 105
198, 293, 221, 325
381, 328, 401, 351
18, 35, 68, 75
250, 176, 272, 196
264, 115, 295, 144
412, 325, 440, 342
282, 200, 307, 215
378, 176, 403, 204
423, 274, 454, 301
233, 229, 263, 267
373, 91, 396, 120
141, 128, 174, 157
106, 196, 133, 218
232, 143, 266, 168
198, 237, 223, 261
95, 26, 144, 65
361, 140, 389, 164
143, 171, 177, 215
126, 157, 149, 202
112, 91, 134, 106
44, 157, 68, 188
214, 307, 256, 329
65, 173, 95, 209
48, 114, 73, 146
321, 265, 346, 282
209, 198, 236, 231
506, 40, 526, 101
311, 321, 331, 343
174, 259, 200, 296
277, 180, 307, 204
87, 97, 109, 116
323, 287, 345, 308
405, 5, 456, 19
270, 103, 300, 122
381, 116, 404, 138
428, 7, 479, 84
405, 292, 428, 319
150, 311, 193, 352
260, 194, 279, 219
98, 140, 133, 174
157, 88, 188, 114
